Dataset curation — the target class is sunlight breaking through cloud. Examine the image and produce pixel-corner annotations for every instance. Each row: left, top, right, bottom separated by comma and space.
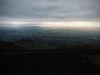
40, 22, 100, 27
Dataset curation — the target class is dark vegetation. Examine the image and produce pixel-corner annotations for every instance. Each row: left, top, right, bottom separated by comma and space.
0, 41, 100, 75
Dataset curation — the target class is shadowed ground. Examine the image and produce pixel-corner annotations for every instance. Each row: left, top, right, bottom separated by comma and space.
1, 48, 100, 75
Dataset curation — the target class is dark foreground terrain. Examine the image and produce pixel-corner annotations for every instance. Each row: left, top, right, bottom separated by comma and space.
1, 48, 100, 75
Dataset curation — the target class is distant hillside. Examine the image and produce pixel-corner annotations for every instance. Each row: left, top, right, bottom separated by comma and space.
15, 40, 57, 50
0, 41, 28, 50
61, 44, 100, 50
0, 40, 57, 50
0, 40, 100, 51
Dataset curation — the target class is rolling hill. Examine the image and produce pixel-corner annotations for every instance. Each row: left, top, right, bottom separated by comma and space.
0, 42, 100, 75
61, 44, 100, 50
0, 40, 57, 50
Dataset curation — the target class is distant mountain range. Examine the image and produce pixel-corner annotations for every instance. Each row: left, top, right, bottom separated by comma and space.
0, 40, 100, 50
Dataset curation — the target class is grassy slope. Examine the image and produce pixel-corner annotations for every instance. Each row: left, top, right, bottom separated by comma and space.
0, 42, 28, 50
15, 41, 57, 50
0, 41, 57, 50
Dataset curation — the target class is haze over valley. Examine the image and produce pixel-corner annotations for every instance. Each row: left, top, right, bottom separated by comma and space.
0, 23, 100, 47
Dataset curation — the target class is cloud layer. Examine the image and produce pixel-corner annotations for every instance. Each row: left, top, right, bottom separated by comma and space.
0, 0, 100, 22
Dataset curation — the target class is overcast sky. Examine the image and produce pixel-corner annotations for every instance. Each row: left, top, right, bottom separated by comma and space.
0, 0, 100, 22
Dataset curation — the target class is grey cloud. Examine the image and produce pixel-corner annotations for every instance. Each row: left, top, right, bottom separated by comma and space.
0, 0, 100, 22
